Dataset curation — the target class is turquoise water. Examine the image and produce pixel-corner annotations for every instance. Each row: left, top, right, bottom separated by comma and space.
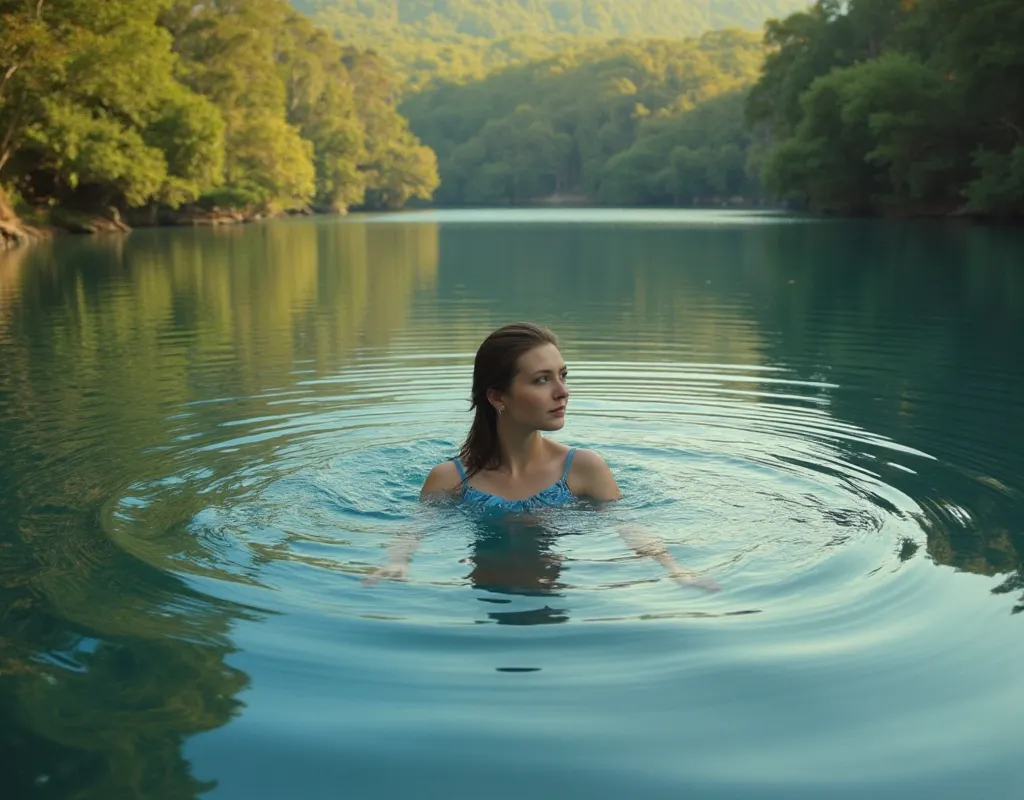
1, 210, 1023, 798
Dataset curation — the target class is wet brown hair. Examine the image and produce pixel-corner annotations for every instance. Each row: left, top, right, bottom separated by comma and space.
458, 322, 560, 477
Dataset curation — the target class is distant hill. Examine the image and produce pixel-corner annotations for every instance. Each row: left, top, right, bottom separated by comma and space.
293, 0, 810, 41
291, 0, 808, 90
400, 31, 766, 206
282, 2, 802, 207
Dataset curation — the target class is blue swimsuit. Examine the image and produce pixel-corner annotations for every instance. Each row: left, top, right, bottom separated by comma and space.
453, 448, 578, 513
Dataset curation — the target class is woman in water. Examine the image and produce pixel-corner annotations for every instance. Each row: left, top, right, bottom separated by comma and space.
366, 322, 718, 590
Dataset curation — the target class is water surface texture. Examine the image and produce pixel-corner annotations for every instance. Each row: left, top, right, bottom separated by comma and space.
1, 210, 1023, 799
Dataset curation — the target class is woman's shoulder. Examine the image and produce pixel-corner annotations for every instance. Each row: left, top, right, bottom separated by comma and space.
564, 447, 620, 501
420, 459, 463, 499
541, 440, 607, 471
566, 447, 611, 472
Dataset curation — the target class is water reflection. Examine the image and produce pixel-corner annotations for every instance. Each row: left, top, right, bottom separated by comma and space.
467, 517, 570, 626
737, 221, 1024, 606
0, 541, 254, 799
5, 217, 1020, 604
0, 219, 439, 799
1, 213, 1023, 798
432, 219, 1024, 605
4, 636, 248, 799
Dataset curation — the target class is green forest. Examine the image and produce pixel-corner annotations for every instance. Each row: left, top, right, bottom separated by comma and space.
294, 0, 809, 90
401, 32, 767, 205
0, 0, 439, 228
296, 0, 810, 40
1, 0, 1022, 230
747, 0, 1024, 217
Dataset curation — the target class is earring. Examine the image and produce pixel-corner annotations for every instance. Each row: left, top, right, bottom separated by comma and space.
498, 406, 505, 414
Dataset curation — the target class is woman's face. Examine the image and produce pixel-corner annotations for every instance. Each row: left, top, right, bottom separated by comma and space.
498, 343, 569, 432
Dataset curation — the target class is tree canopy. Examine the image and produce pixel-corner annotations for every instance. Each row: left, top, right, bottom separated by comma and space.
747, 0, 1024, 218
294, 0, 810, 40
401, 31, 766, 205
0, 0, 438, 217
3, 0, 1019, 221
293, 0, 809, 90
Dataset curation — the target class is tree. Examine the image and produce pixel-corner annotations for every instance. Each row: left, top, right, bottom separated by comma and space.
403, 33, 766, 206
967, 147, 1024, 218
343, 48, 439, 209
297, 0, 810, 90
747, 0, 1024, 217
1, 0, 224, 209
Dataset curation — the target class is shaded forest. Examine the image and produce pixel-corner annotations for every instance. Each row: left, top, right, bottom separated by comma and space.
747, 0, 1024, 217
400, 32, 766, 206
298, 0, 1024, 217
2, 0, 1022, 226
0, 0, 438, 230
294, 0, 810, 90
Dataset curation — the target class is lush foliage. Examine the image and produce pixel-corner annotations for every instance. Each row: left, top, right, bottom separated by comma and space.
747, 0, 1024, 217
0, 0, 437, 215
294, 0, 808, 90
402, 32, 766, 205
6, 0, 1016, 219
296, 0, 810, 39
599, 91, 759, 205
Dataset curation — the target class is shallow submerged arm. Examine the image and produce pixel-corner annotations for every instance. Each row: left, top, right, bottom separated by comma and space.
572, 450, 719, 591
614, 521, 720, 592
362, 529, 423, 585
363, 494, 457, 585
363, 466, 460, 585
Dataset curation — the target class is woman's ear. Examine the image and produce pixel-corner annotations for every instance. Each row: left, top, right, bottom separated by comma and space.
485, 388, 505, 414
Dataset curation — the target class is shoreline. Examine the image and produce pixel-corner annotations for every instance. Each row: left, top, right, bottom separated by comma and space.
0, 205, 314, 250
3, 202, 1020, 251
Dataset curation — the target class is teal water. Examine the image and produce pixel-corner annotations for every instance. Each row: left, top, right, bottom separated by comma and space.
1, 210, 1023, 798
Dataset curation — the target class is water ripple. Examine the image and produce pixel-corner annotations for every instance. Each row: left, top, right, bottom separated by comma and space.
4, 215, 1023, 799
102, 354, 959, 645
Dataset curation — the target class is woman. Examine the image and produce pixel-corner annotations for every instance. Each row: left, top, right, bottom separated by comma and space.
423, 321, 617, 508
366, 322, 718, 590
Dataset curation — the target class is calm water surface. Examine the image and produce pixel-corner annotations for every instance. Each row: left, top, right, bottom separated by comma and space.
1, 210, 1023, 798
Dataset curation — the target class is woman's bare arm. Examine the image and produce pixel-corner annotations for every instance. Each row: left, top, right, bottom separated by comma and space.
570, 449, 719, 592
364, 462, 461, 585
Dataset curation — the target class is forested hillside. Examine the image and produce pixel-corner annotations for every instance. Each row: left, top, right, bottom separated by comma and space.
293, 0, 808, 89
0, 0, 438, 224
401, 32, 765, 205
3, 0, 1020, 227
294, 0, 810, 39
747, 0, 1024, 218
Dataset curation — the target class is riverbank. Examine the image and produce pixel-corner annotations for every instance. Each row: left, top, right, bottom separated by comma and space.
0, 189, 41, 249
2, 194, 1018, 252
1, 189, 134, 249
0, 192, 312, 250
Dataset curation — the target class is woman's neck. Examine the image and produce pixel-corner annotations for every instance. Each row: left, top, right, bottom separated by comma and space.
496, 426, 545, 477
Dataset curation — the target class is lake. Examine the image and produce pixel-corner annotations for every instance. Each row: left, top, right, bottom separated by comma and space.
1, 209, 1023, 799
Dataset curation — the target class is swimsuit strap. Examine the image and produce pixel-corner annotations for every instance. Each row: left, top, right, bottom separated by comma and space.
451, 457, 467, 483
456, 449, 575, 482
561, 447, 578, 481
